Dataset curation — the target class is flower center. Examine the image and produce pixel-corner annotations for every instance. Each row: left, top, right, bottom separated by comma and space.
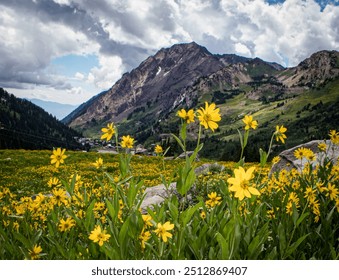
240, 180, 249, 190
203, 113, 212, 122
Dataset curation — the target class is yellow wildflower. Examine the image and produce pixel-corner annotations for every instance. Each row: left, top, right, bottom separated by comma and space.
242, 115, 258, 130
177, 108, 195, 124
326, 183, 339, 201
139, 230, 151, 250
274, 125, 287, 143
329, 130, 339, 145
13, 221, 19, 232
89, 225, 111, 246
51, 188, 69, 206
227, 166, 260, 201
121, 135, 134, 149
93, 157, 104, 169
93, 201, 106, 211
288, 192, 300, 208
58, 217, 75, 232
272, 156, 280, 165
267, 209, 276, 219
196, 102, 221, 132
294, 147, 312, 160
154, 145, 163, 154
154, 221, 174, 242
47, 177, 61, 188
286, 201, 293, 216
304, 187, 316, 202
101, 122, 115, 141
50, 148, 67, 168
142, 214, 153, 228
318, 142, 327, 152
29, 245, 43, 260
335, 198, 339, 213
205, 192, 222, 208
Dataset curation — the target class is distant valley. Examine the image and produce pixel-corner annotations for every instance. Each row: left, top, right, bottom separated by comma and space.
29, 99, 79, 120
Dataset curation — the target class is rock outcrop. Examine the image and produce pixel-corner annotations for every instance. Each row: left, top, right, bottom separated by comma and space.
270, 140, 339, 175
140, 162, 225, 212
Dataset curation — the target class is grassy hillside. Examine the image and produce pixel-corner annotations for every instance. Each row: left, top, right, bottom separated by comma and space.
0, 88, 82, 150
159, 79, 339, 161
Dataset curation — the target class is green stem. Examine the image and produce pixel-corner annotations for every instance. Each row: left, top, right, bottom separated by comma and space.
256, 132, 276, 185
239, 129, 249, 162
196, 124, 202, 151
266, 132, 276, 161
284, 202, 308, 259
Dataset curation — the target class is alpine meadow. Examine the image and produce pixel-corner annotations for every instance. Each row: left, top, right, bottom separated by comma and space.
1, 42, 339, 260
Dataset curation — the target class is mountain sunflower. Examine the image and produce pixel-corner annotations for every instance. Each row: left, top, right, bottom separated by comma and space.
29, 245, 42, 260
227, 166, 260, 201
101, 122, 115, 141
93, 157, 104, 169
274, 125, 287, 143
197, 102, 221, 132
50, 148, 67, 168
154, 221, 174, 242
154, 145, 163, 154
88, 225, 111, 246
58, 217, 75, 232
177, 108, 195, 124
242, 115, 258, 130
121, 135, 134, 149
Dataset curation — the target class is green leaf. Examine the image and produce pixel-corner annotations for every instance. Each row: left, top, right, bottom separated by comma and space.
296, 212, 309, 227
189, 143, 203, 164
247, 223, 269, 259
168, 200, 179, 222
326, 205, 336, 222
176, 157, 196, 196
237, 129, 244, 150
13, 232, 31, 249
234, 158, 245, 168
216, 232, 229, 259
292, 203, 299, 226
105, 199, 117, 221
85, 199, 96, 230
180, 201, 202, 227
171, 133, 186, 152
277, 222, 286, 257
259, 148, 268, 167
286, 233, 311, 257
180, 122, 187, 142
243, 129, 249, 148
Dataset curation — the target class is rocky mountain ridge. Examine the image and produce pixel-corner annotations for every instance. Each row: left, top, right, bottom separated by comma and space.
64, 42, 287, 130
63, 42, 339, 160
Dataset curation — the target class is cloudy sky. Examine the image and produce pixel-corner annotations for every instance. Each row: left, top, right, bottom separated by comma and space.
1, 0, 338, 105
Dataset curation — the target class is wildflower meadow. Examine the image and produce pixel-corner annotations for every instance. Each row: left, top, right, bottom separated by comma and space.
0, 102, 338, 260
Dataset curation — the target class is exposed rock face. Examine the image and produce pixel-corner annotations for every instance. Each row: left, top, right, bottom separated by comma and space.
140, 182, 176, 213
270, 140, 339, 175
66, 42, 230, 129
64, 42, 281, 131
277, 50, 339, 88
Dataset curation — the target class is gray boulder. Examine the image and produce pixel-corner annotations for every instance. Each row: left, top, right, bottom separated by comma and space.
140, 163, 226, 212
140, 182, 177, 213
270, 140, 339, 175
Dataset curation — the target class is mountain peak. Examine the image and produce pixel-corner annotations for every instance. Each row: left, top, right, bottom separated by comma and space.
278, 49, 339, 87
64, 43, 338, 146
